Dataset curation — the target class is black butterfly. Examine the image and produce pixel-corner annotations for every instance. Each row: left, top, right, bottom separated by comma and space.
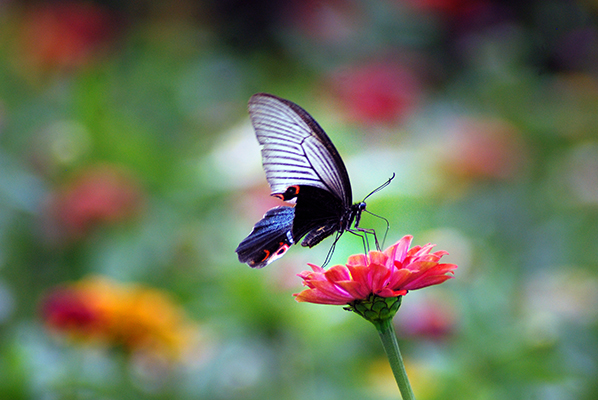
236, 93, 391, 268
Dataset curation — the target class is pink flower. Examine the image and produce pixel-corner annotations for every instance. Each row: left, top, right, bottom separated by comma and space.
294, 236, 456, 305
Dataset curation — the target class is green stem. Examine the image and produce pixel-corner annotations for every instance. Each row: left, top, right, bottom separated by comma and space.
374, 318, 416, 400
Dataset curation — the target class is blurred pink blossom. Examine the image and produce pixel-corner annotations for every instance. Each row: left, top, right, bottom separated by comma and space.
328, 62, 421, 125
396, 295, 457, 340
285, 0, 362, 43
404, 0, 489, 18
17, 1, 119, 73
440, 117, 526, 181
43, 165, 143, 241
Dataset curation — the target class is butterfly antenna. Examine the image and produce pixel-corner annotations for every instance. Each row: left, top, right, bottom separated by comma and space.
362, 172, 395, 201
352, 172, 394, 251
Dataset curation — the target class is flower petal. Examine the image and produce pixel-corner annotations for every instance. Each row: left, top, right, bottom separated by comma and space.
294, 289, 350, 305
369, 261, 392, 293
385, 235, 412, 263
346, 253, 368, 267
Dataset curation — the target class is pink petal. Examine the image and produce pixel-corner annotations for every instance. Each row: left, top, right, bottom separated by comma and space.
403, 275, 453, 290
324, 265, 352, 282
306, 278, 351, 298
388, 268, 413, 289
346, 264, 370, 286
377, 288, 408, 297
385, 235, 412, 263
368, 261, 392, 292
368, 251, 388, 266
345, 265, 374, 298
294, 289, 350, 304
402, 263, 456, 290
334, 280, 370, 300
346, 254, 368, 267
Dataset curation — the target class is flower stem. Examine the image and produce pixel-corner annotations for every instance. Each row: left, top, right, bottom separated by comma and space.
374, 318, 416, 400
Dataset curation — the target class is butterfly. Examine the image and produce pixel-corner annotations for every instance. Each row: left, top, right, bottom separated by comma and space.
236, 93, 391, 268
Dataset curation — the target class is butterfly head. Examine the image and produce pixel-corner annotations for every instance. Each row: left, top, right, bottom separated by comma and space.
357, 201, 366, 212
342, 201, 366, 231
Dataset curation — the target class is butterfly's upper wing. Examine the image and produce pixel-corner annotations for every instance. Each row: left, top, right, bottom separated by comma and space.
248, 93, 352, 206
235, 206, 295, 269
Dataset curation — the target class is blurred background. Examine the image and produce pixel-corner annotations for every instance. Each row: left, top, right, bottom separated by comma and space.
0, 0, 597, 399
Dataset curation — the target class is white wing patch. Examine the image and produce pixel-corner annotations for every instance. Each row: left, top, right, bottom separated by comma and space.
248, 94, 351, 204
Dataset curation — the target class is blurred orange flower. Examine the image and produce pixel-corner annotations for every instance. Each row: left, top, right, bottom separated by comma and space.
41, 276, 199, 361
294, 235, 456, 305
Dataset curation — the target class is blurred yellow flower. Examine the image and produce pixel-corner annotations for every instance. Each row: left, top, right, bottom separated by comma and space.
41, 276, 200, 362
367, 357, 442, 400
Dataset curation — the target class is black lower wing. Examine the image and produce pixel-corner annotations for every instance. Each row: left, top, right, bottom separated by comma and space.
236, 206, 296, 269
292, 186, 345, 248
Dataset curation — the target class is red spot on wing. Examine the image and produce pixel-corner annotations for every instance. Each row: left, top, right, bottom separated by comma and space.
260, 249, 271, 262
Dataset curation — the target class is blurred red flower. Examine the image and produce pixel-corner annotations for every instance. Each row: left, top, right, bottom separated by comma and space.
329, 62, 421, 125
404, 0, 485, 18
17, 1, 118, 73
43, 165, 143, 240
41, 286, 104, 337
294, 235, 456, 305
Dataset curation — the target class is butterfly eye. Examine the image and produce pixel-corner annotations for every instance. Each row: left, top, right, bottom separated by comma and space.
272, 186, 300, 201
282, 185, 300, 200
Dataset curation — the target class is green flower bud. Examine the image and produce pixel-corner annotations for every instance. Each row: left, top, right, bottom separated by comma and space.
345, 294, 402, 323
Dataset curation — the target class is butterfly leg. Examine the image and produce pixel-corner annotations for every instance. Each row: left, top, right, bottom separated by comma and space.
321, 231, 343, 267
347, 227, 376, 256
361, 227, 380, 251
360, 209, 391, 250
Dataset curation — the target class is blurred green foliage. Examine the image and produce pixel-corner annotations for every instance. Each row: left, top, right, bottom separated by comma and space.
0, 0, 597, 399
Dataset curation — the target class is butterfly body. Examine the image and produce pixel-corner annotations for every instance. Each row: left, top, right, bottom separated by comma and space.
236, 93, 367, 268
292, 185, 366, 248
